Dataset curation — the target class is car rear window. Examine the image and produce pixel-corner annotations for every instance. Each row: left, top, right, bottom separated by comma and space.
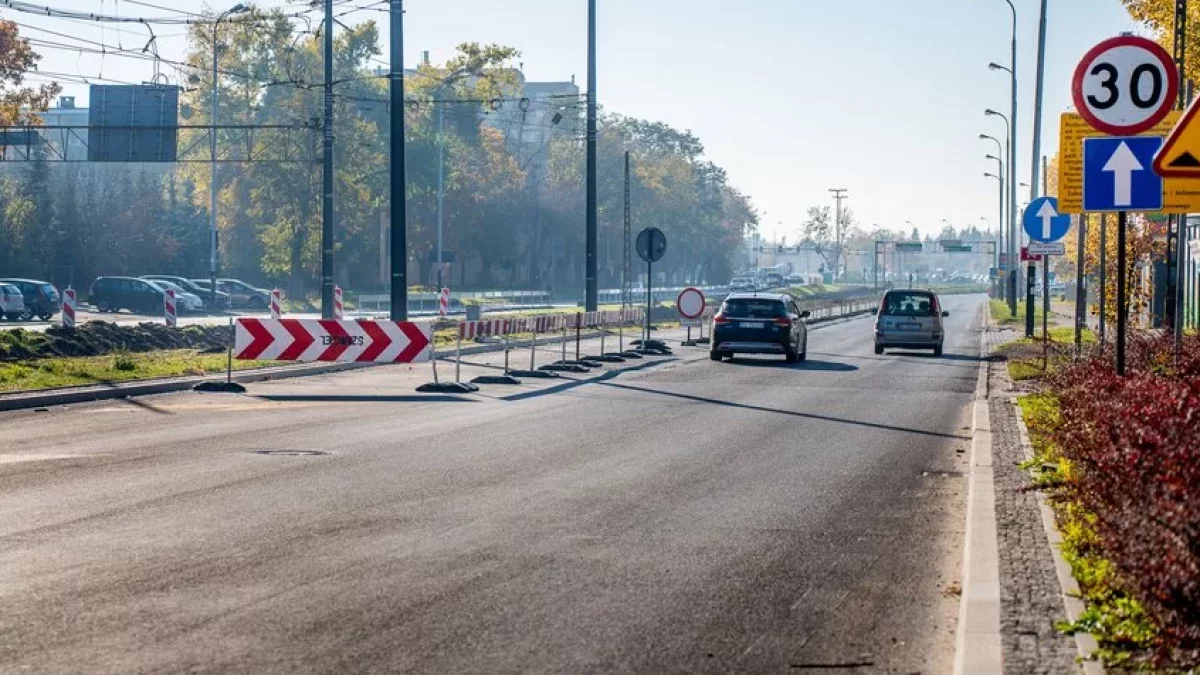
881, 292, 937, 317
722, 298, 785, 318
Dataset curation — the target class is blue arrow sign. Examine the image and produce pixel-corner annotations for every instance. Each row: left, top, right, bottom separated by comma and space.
1082, 136, 1164, 212
1023, 196, 1071, 243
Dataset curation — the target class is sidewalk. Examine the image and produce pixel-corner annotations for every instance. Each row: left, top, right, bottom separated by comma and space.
982, 321, 1086, 674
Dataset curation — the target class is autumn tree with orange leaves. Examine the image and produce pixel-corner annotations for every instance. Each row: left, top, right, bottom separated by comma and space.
0, 20, 59, 126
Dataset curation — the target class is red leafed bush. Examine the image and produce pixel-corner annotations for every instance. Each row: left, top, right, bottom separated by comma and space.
1049, 332, 1200, 659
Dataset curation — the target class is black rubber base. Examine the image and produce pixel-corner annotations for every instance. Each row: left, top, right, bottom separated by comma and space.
681, 341, 697, 347
416, 381, 480, 393
694, 337, 711, 345
471, 374, 522, 385
632, 339, 669, 350
539, 363, 589, 373
585, 354, 625, 363
507, 369, 559, 379
617, 351, 644, 359
193, 381, 247, 393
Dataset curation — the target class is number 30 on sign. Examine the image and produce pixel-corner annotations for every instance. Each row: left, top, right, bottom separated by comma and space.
1072, 35, 1178, 136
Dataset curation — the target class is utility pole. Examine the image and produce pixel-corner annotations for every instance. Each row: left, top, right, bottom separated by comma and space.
389, 0, 406, 320
829, 188, 848, 280
623, 150, 631, 309
584, 0, 598, 311
320, 0, 335, 319
1170, 0, 1187, 349
1029, 0, 1048, 201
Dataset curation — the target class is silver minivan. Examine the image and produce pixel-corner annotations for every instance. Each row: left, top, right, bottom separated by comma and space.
872, 289, 948, 356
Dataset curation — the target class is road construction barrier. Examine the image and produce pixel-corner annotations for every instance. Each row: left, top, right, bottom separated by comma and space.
270, 289, 283, 320
333, 286, 344, 320
60, 287, 76, 329
234, 318, 431, 363
438, 287, 450, 316
164, 289, 177, 327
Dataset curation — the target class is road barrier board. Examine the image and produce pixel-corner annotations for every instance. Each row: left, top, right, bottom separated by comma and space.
235, 318, 431, 363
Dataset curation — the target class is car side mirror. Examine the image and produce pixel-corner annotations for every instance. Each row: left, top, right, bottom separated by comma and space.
942, 311, 950, 317
799, 310, 811, 319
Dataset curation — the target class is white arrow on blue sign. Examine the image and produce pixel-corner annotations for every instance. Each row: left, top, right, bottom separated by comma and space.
1022, 196, 1071, 243
1082, 136, 1164, 212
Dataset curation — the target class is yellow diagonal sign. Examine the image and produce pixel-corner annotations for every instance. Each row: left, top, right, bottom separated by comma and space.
1057, 112, 1200, 213
1154, 97, 1200, 177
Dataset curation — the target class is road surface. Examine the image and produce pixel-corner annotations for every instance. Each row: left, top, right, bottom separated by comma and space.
0, 295, 985, 673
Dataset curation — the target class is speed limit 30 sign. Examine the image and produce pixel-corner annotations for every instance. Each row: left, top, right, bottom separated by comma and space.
1072, 35, 1178, 135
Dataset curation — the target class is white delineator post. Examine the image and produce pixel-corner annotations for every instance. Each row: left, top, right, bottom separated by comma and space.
270, 289, 283, 320
164, 289, 177, 327
439, 287, 450, 317
333, 285, 344, 320
61, 287, 76, 329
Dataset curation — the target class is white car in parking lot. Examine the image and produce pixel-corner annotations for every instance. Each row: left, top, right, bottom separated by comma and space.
147, 279, 204, 314
0, 283, 25, 320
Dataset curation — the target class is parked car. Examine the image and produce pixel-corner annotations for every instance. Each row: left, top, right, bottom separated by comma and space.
710, 293, 810, 363
192, 278, 270, 309
0, 283, 25, 320
872, 288, 949, 356
146, 279, 204, 314
89, 276, 167, 315
729, 277, 758, 292
0, 278, 60, 321
142, 275, 230, 311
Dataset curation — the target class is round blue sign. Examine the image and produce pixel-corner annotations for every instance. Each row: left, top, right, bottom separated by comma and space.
1023, 196, 1071, 243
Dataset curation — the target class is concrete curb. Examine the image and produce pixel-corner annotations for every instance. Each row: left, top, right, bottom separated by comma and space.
1011, 399, 1105, 674
953, 304, 1004, 675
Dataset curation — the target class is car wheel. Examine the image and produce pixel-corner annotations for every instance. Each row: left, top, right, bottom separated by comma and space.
933, 343, 943, 357
798, 340, 808, 362
96, 299, 111, 313
248, 296, 266, 310
709, 351, 722, 361
38, 313, 51, 321
784, 344, 799, 363
874, 344, 884, 355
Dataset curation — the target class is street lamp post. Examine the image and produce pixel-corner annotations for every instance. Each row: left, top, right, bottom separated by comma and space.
985, 170, 1005, 298
829, 188, 848, 280
986, 105, 1016, 315
981, 133, 1005, 291
433, 67, 476, 290
209, 3, 248, 308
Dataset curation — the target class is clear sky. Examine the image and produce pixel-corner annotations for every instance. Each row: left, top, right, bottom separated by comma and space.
15, 0, 1142, 239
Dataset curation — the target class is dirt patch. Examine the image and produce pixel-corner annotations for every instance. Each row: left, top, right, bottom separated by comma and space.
0, 322, 231, 360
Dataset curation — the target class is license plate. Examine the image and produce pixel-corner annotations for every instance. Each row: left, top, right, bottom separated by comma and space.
896, 322, 922, 331
740, 322, 764, 329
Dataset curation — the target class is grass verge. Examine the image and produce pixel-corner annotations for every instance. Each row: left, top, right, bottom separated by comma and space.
0, 349, 272, 393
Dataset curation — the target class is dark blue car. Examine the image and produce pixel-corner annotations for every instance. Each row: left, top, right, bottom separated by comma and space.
710, 293, 810, 363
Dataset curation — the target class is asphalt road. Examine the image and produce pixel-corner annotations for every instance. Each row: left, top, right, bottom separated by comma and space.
0, 295, 985, 674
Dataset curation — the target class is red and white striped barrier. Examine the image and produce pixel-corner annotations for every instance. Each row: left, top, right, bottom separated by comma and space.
438, 287, 450, 316
270, 289, 283, 320
235, 318, 431, 363
333, 286, 344, 320
458, 319, 512, 340
61, 287, 76, 329
164, 289, 177, 327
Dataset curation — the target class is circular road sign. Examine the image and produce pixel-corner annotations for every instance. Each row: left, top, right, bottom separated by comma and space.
1072, 35, 1178, 135
676, 287, 705, 319
636, 227, 667, 263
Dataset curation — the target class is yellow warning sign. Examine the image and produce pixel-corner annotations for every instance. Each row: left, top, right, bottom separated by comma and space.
1154, 98, 1200, 177
1057, 112, 1200, 214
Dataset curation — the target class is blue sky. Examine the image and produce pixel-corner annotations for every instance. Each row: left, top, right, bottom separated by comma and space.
17, 0, 1141, 238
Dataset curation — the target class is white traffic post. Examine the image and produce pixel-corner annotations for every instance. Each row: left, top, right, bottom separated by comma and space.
333, 285, 344, 320
164, 289, 177, 327
270, 289, 282, 320
438, 287, 450, 316
455, 325, 463, 384
529, 321, 538, 370
561, 318, 568, 364
60, 287, 76, 329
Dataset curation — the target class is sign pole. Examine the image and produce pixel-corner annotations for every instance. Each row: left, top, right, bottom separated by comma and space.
1100, 213, 1108, 347
1026, 260, 1036, 338
1075, 214, 1087, 358
1116, 210, 1128, 375
645, 259, 652, 343
1043, 254, 1050, 369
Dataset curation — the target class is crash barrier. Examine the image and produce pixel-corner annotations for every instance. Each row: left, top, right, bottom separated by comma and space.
356, 290, 553, 315
597, 285, 730, 306
333, 286, 344, 320
270, 289, 283, 320
234, 318, 432, 363
795, 298, 879, 321
419, 308, 650, 392
60, 287, 76, 329
164, 289, 177, 327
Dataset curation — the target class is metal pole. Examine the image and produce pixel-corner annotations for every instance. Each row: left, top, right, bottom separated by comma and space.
1026, 260, 1036, 337
1043, 255, 1049, 368
1029, 0, 1048, 201
1075, 214, 1087, 357
645, 260, 652, 343
623, 150, 631, 309
584, 0, 598, 311
389, 0, 407, 320
1176, 217, 1188, 363
436, 99, 445, 290
1008, 0, 1019, 317
208, 12, 225, 309
1117, 210, 1128, 375
1100, 213, 1108, 346
320, 0, 335, 319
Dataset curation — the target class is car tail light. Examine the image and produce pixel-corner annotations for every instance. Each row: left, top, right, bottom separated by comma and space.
774, 317, 791, 327
713, 314, 729, 324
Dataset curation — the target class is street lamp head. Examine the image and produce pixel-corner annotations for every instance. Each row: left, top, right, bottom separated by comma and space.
986, 154, 999, 161
984, 172, 998, 179
988, 62, 1003, 70
985, 108, 999, 116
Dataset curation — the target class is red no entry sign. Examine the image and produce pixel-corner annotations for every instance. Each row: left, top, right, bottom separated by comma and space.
676, 287, 705, 320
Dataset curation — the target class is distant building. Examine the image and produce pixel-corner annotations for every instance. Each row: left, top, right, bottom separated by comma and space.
2, 96, 89, 161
